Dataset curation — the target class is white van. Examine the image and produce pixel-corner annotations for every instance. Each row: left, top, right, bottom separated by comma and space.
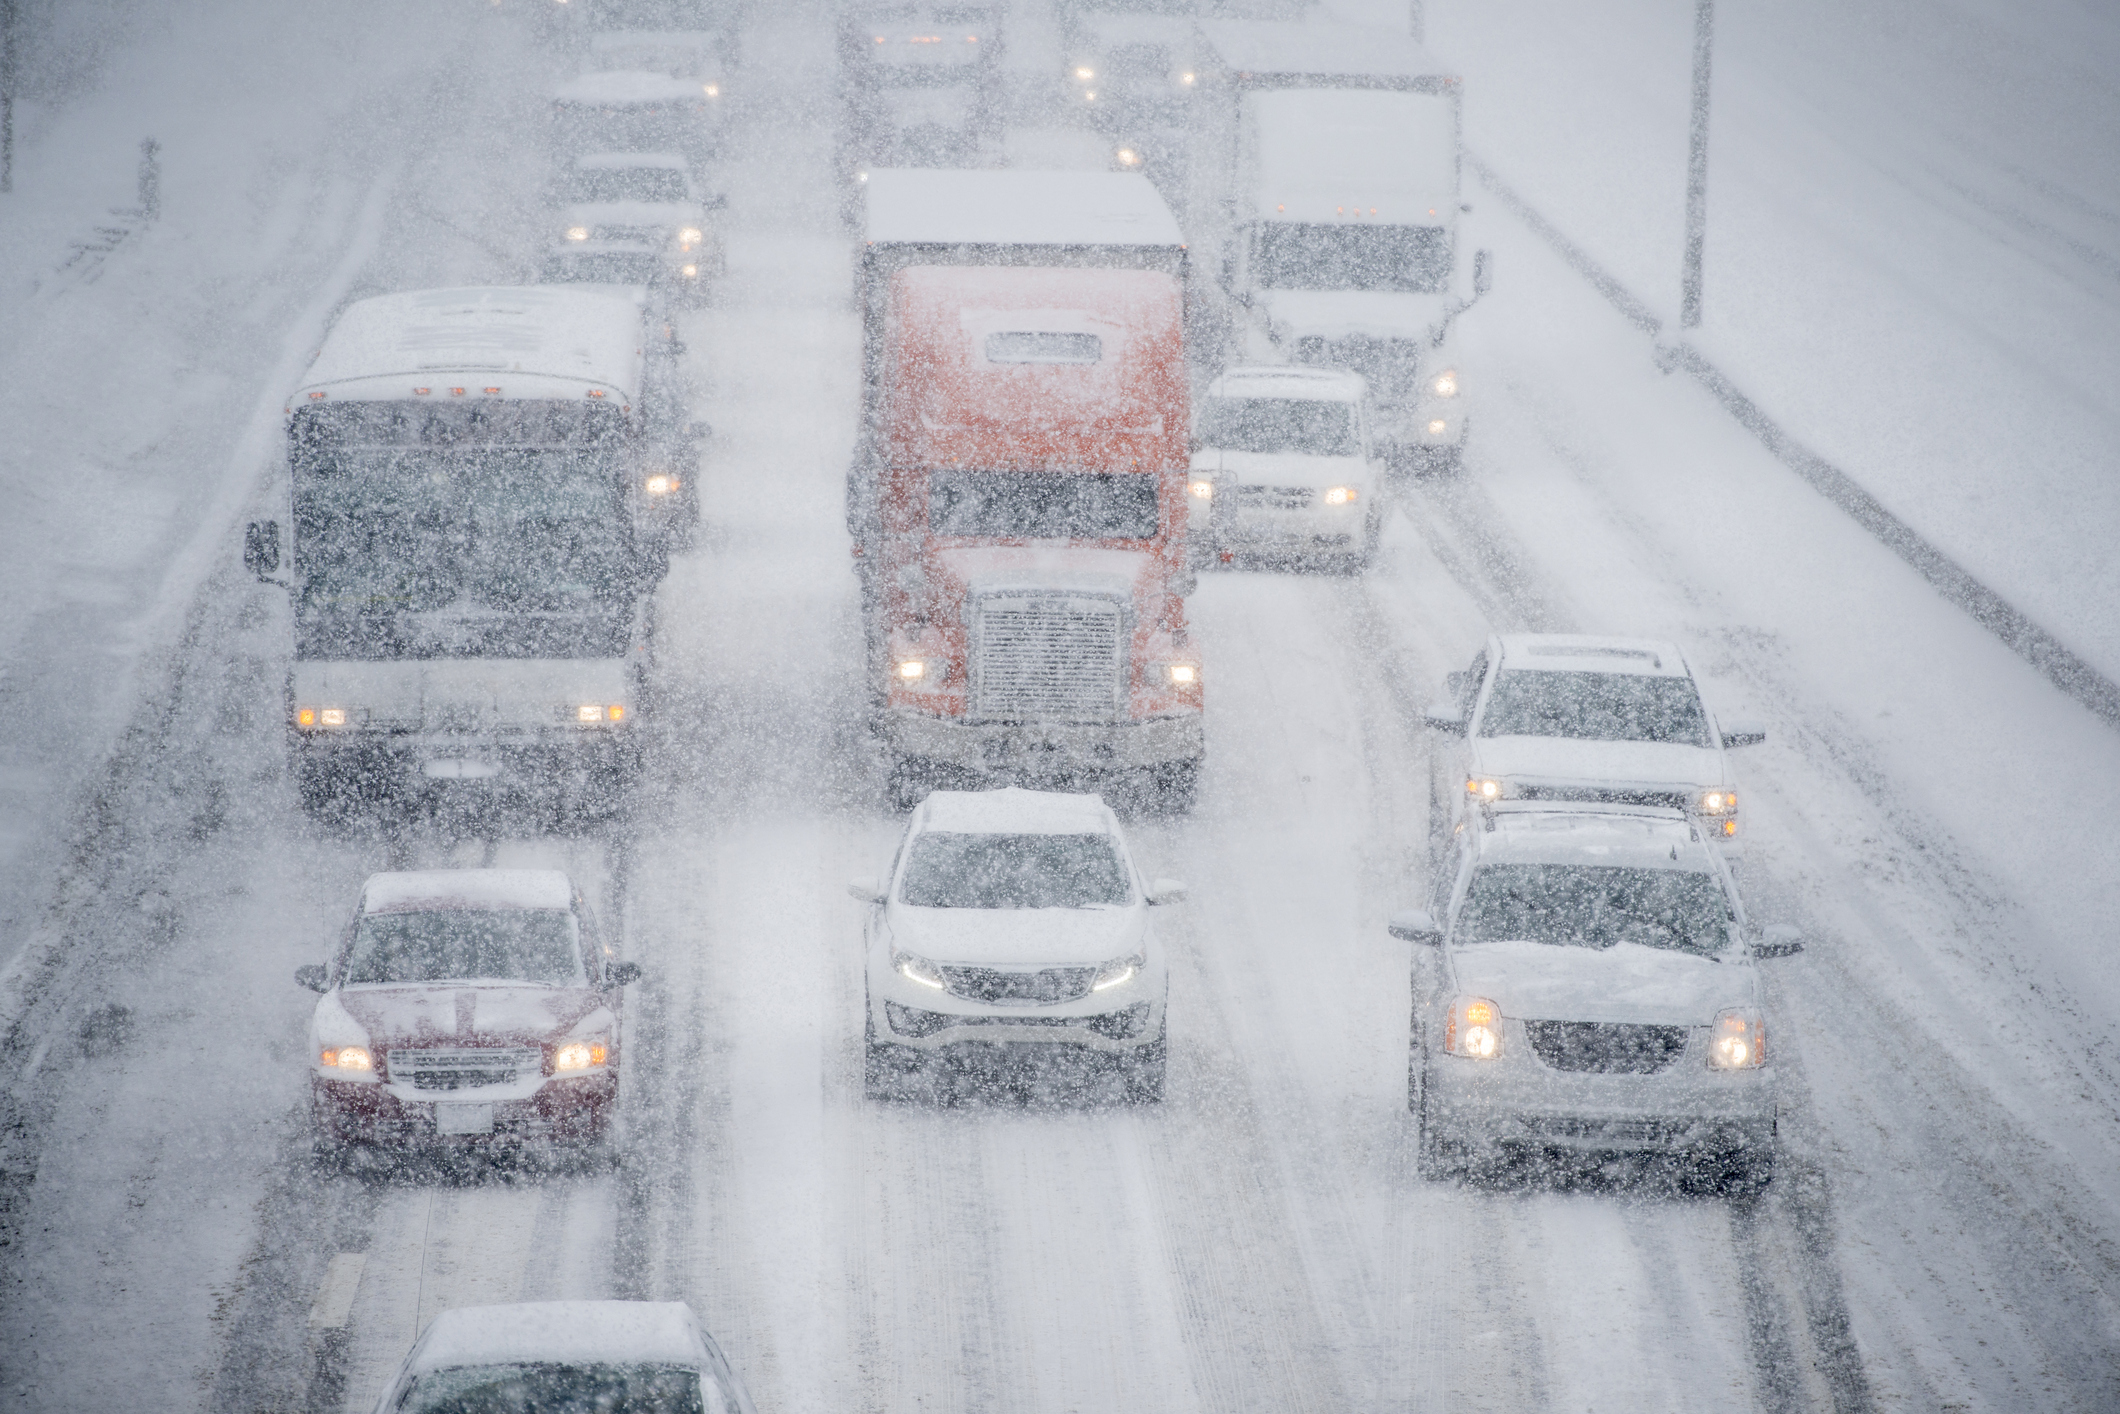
1188, 364, 1383, 570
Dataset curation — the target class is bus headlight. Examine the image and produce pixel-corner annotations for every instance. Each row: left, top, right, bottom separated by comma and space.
573, 704, 626, 723
296, 706, 359, 729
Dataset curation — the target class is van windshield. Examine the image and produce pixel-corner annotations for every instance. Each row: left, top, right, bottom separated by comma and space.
567, 168, 689, 203
1456, 864, 1730, 957
1196, 396, 1358, 456
899, 833, 1132, 909
928, 469, 1160, 541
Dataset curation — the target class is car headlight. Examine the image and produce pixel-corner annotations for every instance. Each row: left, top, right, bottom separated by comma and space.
318, 1046, 372, 1072
1442, 996, 1502, 1059
1707, 1009, 1765, 1069
1187, 478, 1214, 499
1697, 787, 1738, 815
644, 474, 680, 496
1465, 775, 1503, 803
296, 706, 360, 729
893, 947, 945, 989
678, 226, 702, 245
1323, 485, 1358, 506
564, 225, 590, 242
553, 1039, 610, 1073
573, 703, 626, 723
1432, 369, 1458, 397
680, 264, 698, 278
1091, 952, 1145, 991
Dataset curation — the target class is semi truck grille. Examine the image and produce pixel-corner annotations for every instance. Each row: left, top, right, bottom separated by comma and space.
387, 1047, 543, 1090
939, 965, 1096, 1005
970, 595, 1125, 722
1524, 1021, 1689, 1074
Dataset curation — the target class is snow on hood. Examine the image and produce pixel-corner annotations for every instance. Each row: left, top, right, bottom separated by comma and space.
931, 545, 1155, 602
1473, 735, 1724, 790
887, 902, 1147, 968
335, 983, 606, 1047
1451, 938, 1754, 1026
918, 787, 1118, 835
411, 1301, 705, 1374
361, 869, 572, 914
1191, 447, 1370, 487
1260, 288, 1449, 342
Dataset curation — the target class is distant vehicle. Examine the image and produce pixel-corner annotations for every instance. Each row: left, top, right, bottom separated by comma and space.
1185, 19, 1491, 473
854, 788, 1182, 1103
1389, 804, 1801, 1190
552, 68, 720, 161
369, 1300, 755, 1414
1059, 10, 1202, 198
246, 286, 676, 818
297, 870, 642, 1158
542, 151, 725, 306
1421, 635, 1768, 865
586, 28, 728, 86
837, 1, 1002, 178
850, 169, 1204, 812
1187, 364, 1384, 570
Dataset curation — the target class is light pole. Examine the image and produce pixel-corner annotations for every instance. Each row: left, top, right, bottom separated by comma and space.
1680, 0, 1714, 328
1, 0, 17, 194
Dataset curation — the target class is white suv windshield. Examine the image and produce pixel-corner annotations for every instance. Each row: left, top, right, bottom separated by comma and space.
1479, 669, 1711, 747
344, 910, 583, 985
899, 832, 1131, 909
1456, 863, 1730, 957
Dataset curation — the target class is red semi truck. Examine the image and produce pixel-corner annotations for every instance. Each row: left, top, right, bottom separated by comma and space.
850, 170, 1203, 812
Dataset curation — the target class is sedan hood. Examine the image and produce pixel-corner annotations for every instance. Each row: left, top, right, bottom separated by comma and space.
1451, 939, 1753, 1026
887, 903, 1147, 967
1474, 735, 1724, 791
335, 983, 606, 1048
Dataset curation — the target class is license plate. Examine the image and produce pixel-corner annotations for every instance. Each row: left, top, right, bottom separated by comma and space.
422, 759, 500, 780
434, 1103, 495, 1135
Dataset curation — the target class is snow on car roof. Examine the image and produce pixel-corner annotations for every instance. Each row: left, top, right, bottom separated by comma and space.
360, 869, 574, 915
295, 286, 645, 403
554, 69, 711, 103
864, 170, 1184, 250
410, 1301, 705, 1374
1207, 364, 1365, 402
917, 787, 1117, 835
574, 151, 690, 172
1199, 18, 1454, 83
1496, 634, 1691, 678
1479, 807, 1719, 873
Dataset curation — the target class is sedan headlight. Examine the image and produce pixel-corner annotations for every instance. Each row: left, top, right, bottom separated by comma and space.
1091, 952, 1145, 992
564, 225, 590, 242
893, 947, 945, 989
1442, 996, 1502, 1059
1432, 369, 1459, 397
319, 1046, 372, 1072
1707, 1009, 1765, 1069
1465, 775, 1503, 803
553, 1039, 610, 1073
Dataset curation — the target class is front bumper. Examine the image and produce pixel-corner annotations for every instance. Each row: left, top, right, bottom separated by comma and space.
1188, 482, 1372, 549
311, 1072, 615, 1147
880, 708, 1203, 775
869, 978, 1167, 1056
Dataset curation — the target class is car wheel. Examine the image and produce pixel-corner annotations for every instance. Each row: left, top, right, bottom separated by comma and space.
1120, 1038, 1167, 1104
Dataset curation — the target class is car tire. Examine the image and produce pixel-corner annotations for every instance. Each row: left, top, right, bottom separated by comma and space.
1120, 1038, 1167, 1104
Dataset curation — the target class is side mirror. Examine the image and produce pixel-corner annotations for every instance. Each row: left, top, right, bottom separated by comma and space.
1387, 909, 1444, 944
1444, 670, 1466, 698
1146, 877, 1188, 906
848, 877, 886, 904
244, 521, 281, 579
1473, 249, 1493, 297
1750, 924, 1805, 958
1721, 719, 1767, 749
607, 959, 644, 986
295, 964, 329, 993
1422, 701, 1466, 735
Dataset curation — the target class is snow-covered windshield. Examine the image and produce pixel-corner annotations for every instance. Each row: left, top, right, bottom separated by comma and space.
566, 168, 689, 203
899, 832, 1132, 908
1478, 669, 1712, 746
1254, 222, 1450, 293
344, 909, 583, 986
1456, 864, 1731, 957
402, 1362, 702, 1413
927, 469, 1160, 540
1195, 396, 1358, 456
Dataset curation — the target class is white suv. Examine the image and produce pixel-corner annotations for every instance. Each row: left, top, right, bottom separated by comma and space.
1186, 364, 1384, 570
854, 788, 1183, 1103
1424, 635, 1765, 864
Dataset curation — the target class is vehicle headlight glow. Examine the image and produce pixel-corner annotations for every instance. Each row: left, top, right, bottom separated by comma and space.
1466, 775, 1503, 802
575, 703, 626, 723
894, 948, 945, 989
1697, 787, 1738, 815
565, 225, 590, 242
1075, 66, 1094, 79
680, 264, 698, 278
1091, 952, 1145, 991
1116, 148, 1140, 167
1443, 996, 1502, 1059
1433, 369, 1458, 397
554, 1040, 609, 1072
1188, 478, 1214, 499
1323, 486, 1358, 505
297, 706, 356, 729
679, 227, 703, 245
1708, 1009, 1765, 1069
895, 658, 926, 681
1163, 662, 1199, 686
644, 474, 679, 495
319, 1046, 372, 1071
703, 83, 720, 97
1428, 419, 1448, 435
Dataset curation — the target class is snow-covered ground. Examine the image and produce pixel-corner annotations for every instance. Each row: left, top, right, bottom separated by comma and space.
2, 2, 2117, 1413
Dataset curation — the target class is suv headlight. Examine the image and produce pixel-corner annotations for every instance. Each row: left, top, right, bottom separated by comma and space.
1442, 996, 1503, 1059
1091, 952, 1145, 992
1465, 775, 1503, 803
1707, 1009, 1765, 1069
892, 947, 944, 990
1697, 787, 1738, 815
553, 1039, 611, 1073
1322, 486, 1359, 505
318, 1045, 373, 1073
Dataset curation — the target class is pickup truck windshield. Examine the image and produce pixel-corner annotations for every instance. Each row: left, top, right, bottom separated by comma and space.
899, 832, 1132, 909
1255, 222, 1451, 294
403, 1364, 704, 1414
344, 909, 584, 986
1195, 396, 1358, 456
1478, 669, 1712, 747
566, 168, 689, 203
1456, 864, 1730, 958
928, 469, 1159, 541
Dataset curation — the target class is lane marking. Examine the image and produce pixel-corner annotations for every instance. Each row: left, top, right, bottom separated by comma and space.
308, 1252, 367, 1331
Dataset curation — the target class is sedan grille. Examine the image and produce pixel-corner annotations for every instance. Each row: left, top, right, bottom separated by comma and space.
970, 595, 1126, 723
939, 965, 1095, 1005
1524, 1021, 1689, 1074
387, 1047, 543, 1091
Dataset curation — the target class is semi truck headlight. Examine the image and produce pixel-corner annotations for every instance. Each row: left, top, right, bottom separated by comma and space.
319, 1046, 372, 1071
1433, 369, 1459, 397
1188, 478, 1214, 499
895, 659, 926, 681
1707, 1010, 1765, 1069
1091, 952, 1144, 991
1162, 662, 1199, 686
564, 226, 590, 242
1465, 775, 1503, 802
553, 1040, 609, 1072
1443, 996, 1502, 1059
1323, 486, 1358, 505
893, 948, 945, 989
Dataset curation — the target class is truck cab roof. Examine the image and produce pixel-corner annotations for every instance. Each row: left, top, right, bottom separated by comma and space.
1198, 18, 1456, 89
863, 169, 1184, 251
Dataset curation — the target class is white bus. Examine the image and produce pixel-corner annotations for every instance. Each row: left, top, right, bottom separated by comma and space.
245, 286, 675, 818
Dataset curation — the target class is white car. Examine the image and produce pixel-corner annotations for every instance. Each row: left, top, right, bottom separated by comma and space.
369, 1300, 755, 1414
855, 788, 1183, 1103
1424, 634, 1766, 864
1390, 803, 1802, 1191
542, 152, 724, 304
1187, 364, 1384, 569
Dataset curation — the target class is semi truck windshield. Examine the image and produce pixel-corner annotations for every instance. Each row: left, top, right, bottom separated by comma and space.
928, 469, 1160, 540
1254, 222, 1451, 293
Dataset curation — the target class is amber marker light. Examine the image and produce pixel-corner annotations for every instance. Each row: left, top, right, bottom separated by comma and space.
1466, 776, 1502, 802
296, 708, 317, 728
